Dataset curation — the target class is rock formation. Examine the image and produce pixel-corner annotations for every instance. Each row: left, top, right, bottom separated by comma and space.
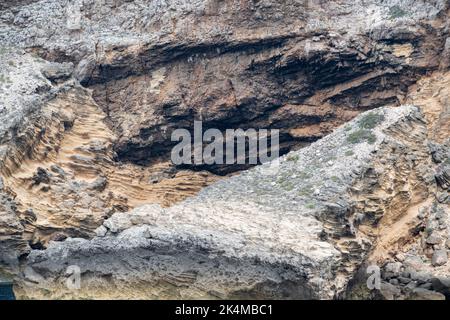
0, 0, 449, 300
11, 105, 440, 299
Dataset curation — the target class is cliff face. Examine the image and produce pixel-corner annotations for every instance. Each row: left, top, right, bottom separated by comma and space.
15, 105, 449, 300
0, 0, 449, 299
0, 46, 218, 263
1, 0, 449, 171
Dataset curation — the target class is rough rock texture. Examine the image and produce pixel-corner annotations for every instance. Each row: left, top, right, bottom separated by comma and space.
1, 0, 449, 173
0, 0, 449, 300
15, 105, 439, 299
0, 51, 218, 262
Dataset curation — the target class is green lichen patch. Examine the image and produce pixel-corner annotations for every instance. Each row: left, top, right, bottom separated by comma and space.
286, 154, 300, 162
347, 129, 377, 145
389, 5, 408, 19
298, 185, 314, 197
358, 112, 385, 129
330, 176, 340, 182
306, 203, 316, 209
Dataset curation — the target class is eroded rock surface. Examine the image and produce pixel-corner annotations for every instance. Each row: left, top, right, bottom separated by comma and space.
15, 105, 440, 300
1, 0, 449, 173
0, 0, 449, 300
0, 48, 218, 266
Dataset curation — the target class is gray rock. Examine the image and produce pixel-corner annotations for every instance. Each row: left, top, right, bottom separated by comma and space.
398, 276, 411, 284
431, 250, 448, 266
379, 282, 401, 300
418, 207, 428, 219
403, 256, 425, 270
436, 192, 449, 204
435, 166, 450, 190
87, 176, 107, 191
426, 233, 442, 245
385, 262, 402, 273
410, 271, 431, 284
428, 142, 449, 164
95, 225, 107, 237
389, 278, 399, 286
409, 288, 445, 300
419, 283, 433, 290
50, 165, 66, 177
74, 57, 95, 84
382, 271, 396, 280
445, 37, 450, 51
41, 62, 74, 81
430, 277, 450, 295
401, 270, 412, 278
23, 266, 45, 284
405, 281, 418, 291
435, 206, 447, 220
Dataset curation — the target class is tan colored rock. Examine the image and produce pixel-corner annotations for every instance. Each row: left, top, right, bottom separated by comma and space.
16, 105, 436, 300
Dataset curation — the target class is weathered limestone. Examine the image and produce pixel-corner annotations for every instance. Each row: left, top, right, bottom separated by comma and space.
1, 0, 449, 174
0, 0, 449, 300
16, 105, 435, 299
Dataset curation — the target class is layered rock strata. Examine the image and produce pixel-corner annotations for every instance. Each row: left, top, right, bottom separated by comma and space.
1, 0, 449, 174
15, 105, 440, 300
0, 0, 449, 300
0, 50, 217, 266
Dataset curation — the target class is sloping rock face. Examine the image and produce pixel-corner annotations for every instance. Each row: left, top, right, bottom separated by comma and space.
15, 105, 436, 299
0, 49, 218, 265
1, 0, 449, 173
0, 0, 449, 300
0, 0, 448, 261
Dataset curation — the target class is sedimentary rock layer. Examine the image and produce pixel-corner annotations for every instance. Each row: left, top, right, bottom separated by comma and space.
1, 0, 449, 174
0, 0, 449, 300
15, 105, 436, 299
0, 50, 218, 265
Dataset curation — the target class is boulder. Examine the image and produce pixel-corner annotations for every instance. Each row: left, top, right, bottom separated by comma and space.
408, 288, 445, 300
41, 62, 74, 82
385, 262, 403, 273
426, 233, 442, 245
430, 277, 450, 296
379, 282, 401, 300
